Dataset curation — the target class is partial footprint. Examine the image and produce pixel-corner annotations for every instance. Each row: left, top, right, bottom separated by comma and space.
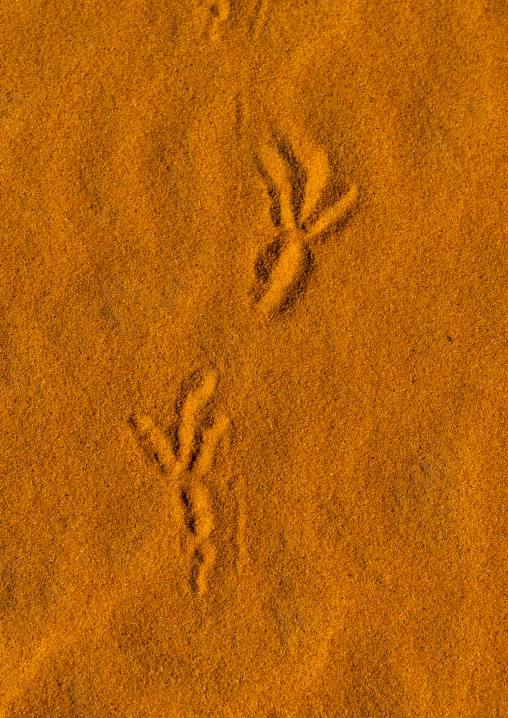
253, 234, 313, 319
249, 0, 270, 40
181, 481, 214, 542
176, 366, 220, 472
128, 414, 176, 474
251, 122, 359, 319
191, 542, 217, 596
198, 0, 231, 43
193, 410, 231, 479
180, 480, 216, 596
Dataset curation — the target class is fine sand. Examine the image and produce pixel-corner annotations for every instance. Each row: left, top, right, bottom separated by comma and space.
0, 1, 507, 716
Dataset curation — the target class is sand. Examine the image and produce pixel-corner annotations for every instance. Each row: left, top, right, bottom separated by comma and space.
0, 1, 507, 716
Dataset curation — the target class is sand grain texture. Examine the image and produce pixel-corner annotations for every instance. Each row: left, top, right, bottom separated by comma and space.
0, 1, 507, 716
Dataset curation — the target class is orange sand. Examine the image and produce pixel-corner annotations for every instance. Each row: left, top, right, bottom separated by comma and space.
0, 1, 507, 716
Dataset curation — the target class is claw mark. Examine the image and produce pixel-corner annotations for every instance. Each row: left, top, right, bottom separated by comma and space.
251, 123, 359, 319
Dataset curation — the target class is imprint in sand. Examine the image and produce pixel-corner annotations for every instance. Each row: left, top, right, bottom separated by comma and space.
198, 0, 231, 43
251, 122, 358, 319
129, 366, 231, 596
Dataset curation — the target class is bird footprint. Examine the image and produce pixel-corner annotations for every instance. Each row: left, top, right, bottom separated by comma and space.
251, 125, 358, 319
197, 0, 231, 43
129, 367, 230, 596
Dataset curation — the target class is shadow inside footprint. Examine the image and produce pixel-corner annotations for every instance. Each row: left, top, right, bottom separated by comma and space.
251, 238, 315, 318
276, 134, 307, 225
252, 236, 284, 302
275, 244, 314, 316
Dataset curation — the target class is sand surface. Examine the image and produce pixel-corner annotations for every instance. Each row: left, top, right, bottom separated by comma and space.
0, 1, 507, 716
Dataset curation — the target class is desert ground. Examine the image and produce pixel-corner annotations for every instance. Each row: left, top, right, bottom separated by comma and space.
0, 1, 507, 716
